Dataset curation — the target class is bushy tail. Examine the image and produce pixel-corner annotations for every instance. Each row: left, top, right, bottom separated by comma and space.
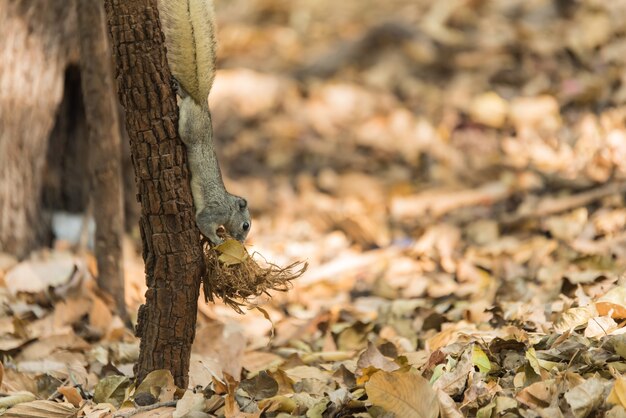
158, 0, 216, 108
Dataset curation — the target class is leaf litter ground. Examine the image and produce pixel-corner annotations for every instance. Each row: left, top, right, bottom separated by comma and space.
4, 0, 626, 417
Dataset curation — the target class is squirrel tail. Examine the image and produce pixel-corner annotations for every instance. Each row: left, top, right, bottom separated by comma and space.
158, 0, 216, 107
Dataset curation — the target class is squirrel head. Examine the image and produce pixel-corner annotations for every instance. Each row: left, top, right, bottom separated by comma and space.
226, 195, 251, 242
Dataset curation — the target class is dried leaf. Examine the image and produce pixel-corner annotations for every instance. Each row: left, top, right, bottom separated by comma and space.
554, 306, 595, 333
365, 370, 438, 418
216, 239, 249, 266
597, 287, 626, 318
135, 369, 177, 402
2, 400, 76, 418
356, 342, 400, 373
93, 375, 130, 408
564, 377, 606, 418
57, 386, 82, 408
257, 395, 297, 413
239, 371, 278, 399
173, 390, 206, 418
471, 345, 491, 374
608, 378, 626, 408
516, 380, 556, 409
0, 392, 37, 410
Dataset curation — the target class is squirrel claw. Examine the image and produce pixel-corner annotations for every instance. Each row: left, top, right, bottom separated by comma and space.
171, 77, 189, 99
203, 231, 223, 246
170, 76, 179, 92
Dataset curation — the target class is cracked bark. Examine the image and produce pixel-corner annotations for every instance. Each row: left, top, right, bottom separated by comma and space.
104, 0, 204, 387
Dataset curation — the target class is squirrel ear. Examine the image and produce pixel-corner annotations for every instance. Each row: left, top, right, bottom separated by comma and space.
238, 198, 247, 210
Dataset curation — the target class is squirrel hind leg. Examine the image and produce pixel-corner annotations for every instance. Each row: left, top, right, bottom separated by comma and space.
171, 77, 190, 99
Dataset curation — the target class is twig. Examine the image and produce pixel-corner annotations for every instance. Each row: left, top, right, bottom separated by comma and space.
113, 400, 177, 418
500, 181, 626, 225
47, 378, 70, 401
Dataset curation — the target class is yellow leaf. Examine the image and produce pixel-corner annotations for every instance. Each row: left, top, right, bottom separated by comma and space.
525, 347, 559, 376
216, 239, 249, 266
608, 377, 626, 408
365, 370, 438, 418
472, 345, 492, 374
0, 392, 37, 410
258, 395, 297, 413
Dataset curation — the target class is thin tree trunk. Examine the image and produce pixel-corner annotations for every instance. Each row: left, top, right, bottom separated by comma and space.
0, 1, 78, 257
76, 0, 127, 320
104, 0, 205, 387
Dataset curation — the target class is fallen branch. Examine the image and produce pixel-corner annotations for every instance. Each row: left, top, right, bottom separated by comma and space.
501, 181, 626, 225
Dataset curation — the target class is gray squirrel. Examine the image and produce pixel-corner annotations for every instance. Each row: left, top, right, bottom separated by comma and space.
157, 0, 251, 245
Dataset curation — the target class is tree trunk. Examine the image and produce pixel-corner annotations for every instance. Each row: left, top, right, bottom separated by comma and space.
42, 65, 91, 215
104, 0, 205, 387
0, 1, 78, 257
76, 0, 127, 320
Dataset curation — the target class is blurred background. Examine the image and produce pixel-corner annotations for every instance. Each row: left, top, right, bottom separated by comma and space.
3, 0, 626, 409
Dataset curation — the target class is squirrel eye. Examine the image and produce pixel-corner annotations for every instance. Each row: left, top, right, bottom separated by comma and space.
242, 221, 250, 231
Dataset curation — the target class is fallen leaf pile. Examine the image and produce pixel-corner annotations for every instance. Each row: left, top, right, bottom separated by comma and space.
3, 0, 626, 416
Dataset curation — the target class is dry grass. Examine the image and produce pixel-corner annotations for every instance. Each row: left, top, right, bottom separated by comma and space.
200, 236, 307, 313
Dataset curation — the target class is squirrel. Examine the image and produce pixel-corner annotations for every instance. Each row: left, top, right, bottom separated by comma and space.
157, 0, 251, 245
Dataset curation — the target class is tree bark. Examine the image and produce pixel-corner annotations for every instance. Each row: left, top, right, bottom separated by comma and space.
76, 0, 127, 320
0, 1, 78, 257
104, 0, 205, 387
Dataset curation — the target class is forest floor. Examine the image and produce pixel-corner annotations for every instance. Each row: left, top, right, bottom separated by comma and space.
3, 0, 626, 417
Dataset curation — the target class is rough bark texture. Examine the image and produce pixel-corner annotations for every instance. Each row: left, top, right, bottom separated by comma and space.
0, 1, 78, 257
76, 0, 127, 319
104, 0, 205, 387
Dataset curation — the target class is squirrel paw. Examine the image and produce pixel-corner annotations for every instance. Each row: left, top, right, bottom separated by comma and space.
196, 212, 223, 245
171, 77, 189, 99
200, 228, 223, 246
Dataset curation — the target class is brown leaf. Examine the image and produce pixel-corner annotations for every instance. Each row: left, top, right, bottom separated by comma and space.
564, 377, 607, 418
356, 342, 400, 374
239, 371, 279, 399
516, 380, 557, 409
432, 348, 473, 397
173, 390, 206, 418
57, 386, 82, 408
608, 377, 626, 408
366, 370, 439, 418
192, 322, 245, 381
597, 286, 626, 318
2, 400, 76, 418
136, 369, 177, 402
5, 255, 76, 295
89, 295, 113, 336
